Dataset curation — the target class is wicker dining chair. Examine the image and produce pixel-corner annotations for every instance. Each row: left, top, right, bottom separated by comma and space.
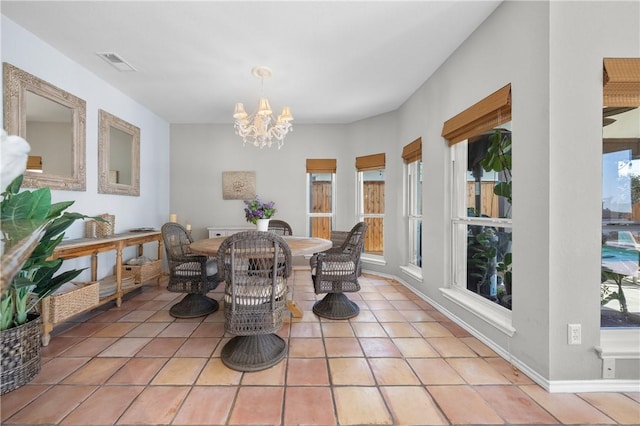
267, 219, 293, 236
161, 222, 220, 318
217, 231, 292, 371
310, 221, 368, 319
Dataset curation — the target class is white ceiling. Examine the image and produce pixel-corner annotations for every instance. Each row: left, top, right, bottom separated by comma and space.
2, 1, 502, 124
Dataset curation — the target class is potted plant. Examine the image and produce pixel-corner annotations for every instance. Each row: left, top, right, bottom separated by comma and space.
480, 129, 512, 308
243, 197, 276, 231
0, 131, 93, 394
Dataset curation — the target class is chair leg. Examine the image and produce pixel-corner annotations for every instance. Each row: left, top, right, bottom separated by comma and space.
312, 292, 359, 320
221, 334, 287, 372
169, 293, 218, 318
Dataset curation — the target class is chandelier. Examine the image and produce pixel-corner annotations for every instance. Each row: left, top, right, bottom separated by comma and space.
233, 66, 293, 149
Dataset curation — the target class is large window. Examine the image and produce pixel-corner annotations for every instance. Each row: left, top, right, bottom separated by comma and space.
403, 138, 422, 269
601, 58, 640, 328
356, 153, 385, 257
306, 159, 336, 240
444, 84, 513, 311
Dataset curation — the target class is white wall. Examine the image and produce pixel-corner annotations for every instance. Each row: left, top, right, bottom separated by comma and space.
1, 16, 171, 280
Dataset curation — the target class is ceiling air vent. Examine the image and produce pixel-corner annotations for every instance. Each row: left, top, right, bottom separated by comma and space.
96, 52, 136, 72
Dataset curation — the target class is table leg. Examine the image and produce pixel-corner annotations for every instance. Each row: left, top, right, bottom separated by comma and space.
115, 242, 123, 307
91, 253, 98, 281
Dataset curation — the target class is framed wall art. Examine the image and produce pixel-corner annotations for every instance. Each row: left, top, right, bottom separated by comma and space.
222, 171, 256, 200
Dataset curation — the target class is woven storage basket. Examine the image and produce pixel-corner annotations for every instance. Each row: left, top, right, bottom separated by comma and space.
0, 314, 42, 394
84, 220, 98, 238
43, 282, 99, 324
96, 214, 115, 238
120, 260, 161, 284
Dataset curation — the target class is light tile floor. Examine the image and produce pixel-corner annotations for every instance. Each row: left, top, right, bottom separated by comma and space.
2, 270, 639, 425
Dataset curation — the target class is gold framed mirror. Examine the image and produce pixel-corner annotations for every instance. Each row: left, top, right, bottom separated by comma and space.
98, 109, 140, 196
3, 62, 86, 191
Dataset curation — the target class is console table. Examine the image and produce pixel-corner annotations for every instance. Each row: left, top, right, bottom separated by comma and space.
41, 231, 163, 345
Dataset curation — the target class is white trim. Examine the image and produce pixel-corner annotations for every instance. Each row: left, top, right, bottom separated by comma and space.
547, 379, 640, 393
397, 277, 640, 393
440, 287, 515, 336
400, 264, 422, 281
362, 255, 386, 266
597, 329, 640, 359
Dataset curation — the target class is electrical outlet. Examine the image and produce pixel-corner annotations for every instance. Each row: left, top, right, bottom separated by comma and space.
568, 323, 581, 345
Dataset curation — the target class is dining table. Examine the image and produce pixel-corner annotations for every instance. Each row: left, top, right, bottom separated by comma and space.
189, 235, 333, 317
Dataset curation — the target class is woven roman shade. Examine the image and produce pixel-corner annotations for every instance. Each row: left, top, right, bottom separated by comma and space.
355, 153, 385, 171
603, 58, 640, 107
306, 159, 336, 173
402, 137, 422, 163
26, 155, 42, 171
442, 83, 512, 145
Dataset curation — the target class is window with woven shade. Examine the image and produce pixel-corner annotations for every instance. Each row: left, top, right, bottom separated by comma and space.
356, 153, 385, 256
445, 85, 513, 311
306, 159, 336, 239
601, 58, 640, 328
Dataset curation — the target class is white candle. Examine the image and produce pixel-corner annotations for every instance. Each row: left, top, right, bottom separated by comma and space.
169, 214, 177, 222
186, 223, 192, 231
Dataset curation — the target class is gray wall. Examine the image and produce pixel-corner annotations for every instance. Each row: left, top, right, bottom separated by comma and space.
170, 123, 351, 241
7, 0, 637, 389
170, 1, 640, 387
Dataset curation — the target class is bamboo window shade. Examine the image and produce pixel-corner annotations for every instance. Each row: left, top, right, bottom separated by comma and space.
26, 155, 42, 171
402, 137, 422, 163
306, 159, 337, 173
355, 153, 385, 171
603, 58, 640, 107
442, 83, 512, 145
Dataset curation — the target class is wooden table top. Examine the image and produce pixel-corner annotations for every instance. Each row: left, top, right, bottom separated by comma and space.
190, 236, 333, 257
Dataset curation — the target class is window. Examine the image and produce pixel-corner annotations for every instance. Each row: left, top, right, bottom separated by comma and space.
443, 84, 513, 311
601, 58, 640, 328
356, 153, 385, 257
306, 159, 336, 239
403, 138, 422, 269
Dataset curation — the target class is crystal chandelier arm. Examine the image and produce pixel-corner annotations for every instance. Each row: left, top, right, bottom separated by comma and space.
232, 66, 292, 149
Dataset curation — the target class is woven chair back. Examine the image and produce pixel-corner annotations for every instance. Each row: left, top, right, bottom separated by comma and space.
217, 231, 292, 336
267, 219, 293, 236
161, 222, 193, 260
341, 221, 368, 255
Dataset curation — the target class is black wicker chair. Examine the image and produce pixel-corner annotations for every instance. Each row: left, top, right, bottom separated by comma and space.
161, 222, 220, 318
267, 219, 293, 236
217, 231, 292, 371
310, 222, 368, 319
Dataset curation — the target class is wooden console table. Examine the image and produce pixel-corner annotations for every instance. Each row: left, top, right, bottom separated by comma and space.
42, 231, 163, 345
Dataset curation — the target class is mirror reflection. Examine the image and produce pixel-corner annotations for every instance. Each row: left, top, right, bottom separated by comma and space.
25, 91, 73, 177
3, 62, 86, 191
98, 109, 140, 196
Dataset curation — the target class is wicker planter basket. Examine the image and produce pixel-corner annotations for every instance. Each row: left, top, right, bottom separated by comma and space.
1, 313, 42, 394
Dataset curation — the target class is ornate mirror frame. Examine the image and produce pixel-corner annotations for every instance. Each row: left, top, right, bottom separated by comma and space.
98, 109, 140, 196
3, 62, 86, 191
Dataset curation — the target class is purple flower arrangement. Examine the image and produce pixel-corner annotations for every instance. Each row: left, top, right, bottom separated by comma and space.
243, 197, 276, 224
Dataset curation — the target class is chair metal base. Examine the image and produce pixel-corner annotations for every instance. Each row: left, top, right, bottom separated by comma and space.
312, 292, 359, 320
169, 293, 218, 318
221, 334, 287, 372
